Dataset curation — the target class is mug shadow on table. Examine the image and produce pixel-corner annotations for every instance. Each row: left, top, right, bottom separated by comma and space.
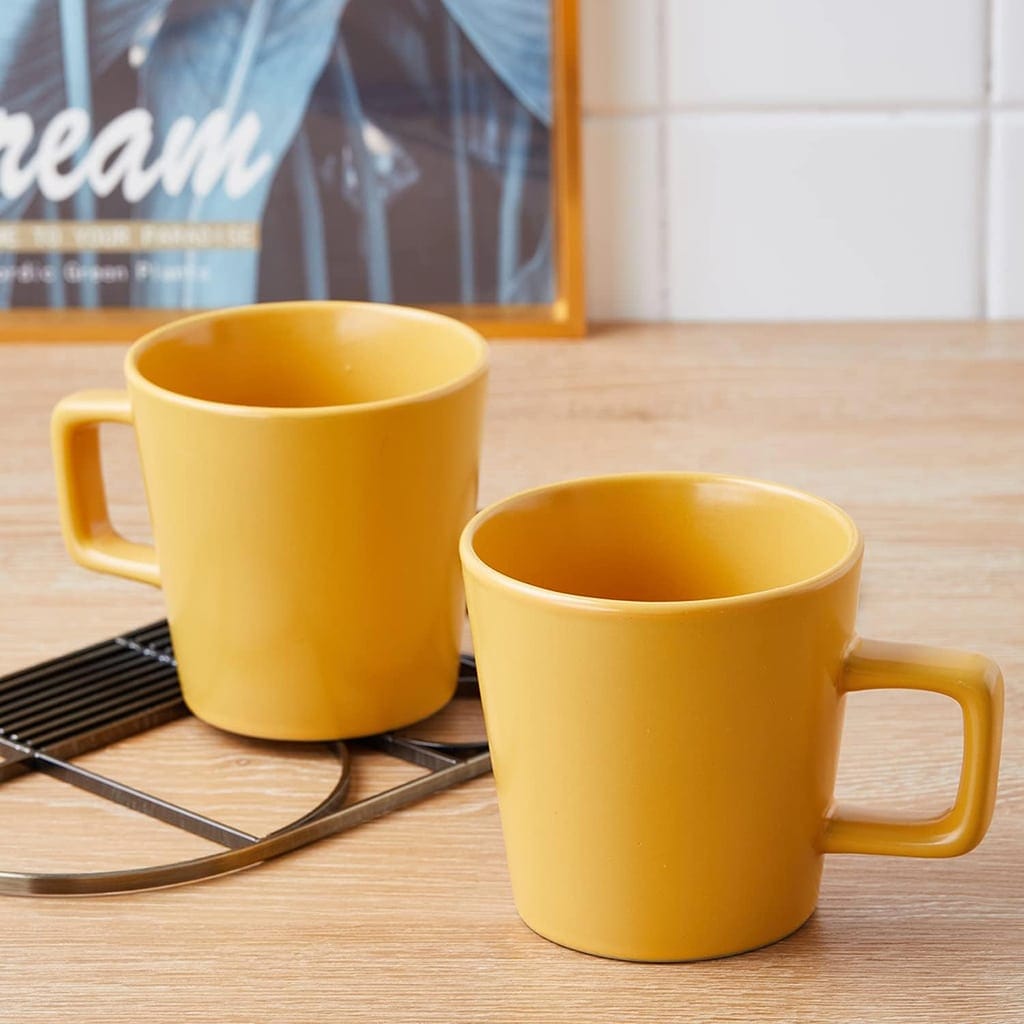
746, 903, 1010, 971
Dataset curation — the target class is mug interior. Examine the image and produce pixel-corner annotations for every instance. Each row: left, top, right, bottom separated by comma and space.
131, 302, 485, 409
467, 475, 859, 603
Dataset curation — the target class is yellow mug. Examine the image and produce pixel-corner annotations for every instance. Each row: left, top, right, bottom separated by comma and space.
460, 472, 1003, 961
52, 301, 488, 740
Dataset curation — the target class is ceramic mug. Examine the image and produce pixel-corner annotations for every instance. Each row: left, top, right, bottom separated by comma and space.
460, 472, 1003, 961
52, 301, 488, 740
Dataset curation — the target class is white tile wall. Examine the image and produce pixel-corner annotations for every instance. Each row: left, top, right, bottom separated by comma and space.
988, 114, 1024, 316
993, 0, 1024, 103
666, 0, 986, 106
666, 114, 982, 320
580, 0, 660, 111
583, 118, 662, 319
580, 0, 1022, 321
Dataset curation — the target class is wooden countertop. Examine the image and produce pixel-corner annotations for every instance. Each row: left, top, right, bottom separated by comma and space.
0, 323, 1021, 1022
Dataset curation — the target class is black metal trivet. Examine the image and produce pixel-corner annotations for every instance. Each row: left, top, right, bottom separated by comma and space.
0, 621, 490, 896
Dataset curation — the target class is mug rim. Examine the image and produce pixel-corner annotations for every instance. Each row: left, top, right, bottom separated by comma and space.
124, 300, 489, 417
460, 471, 864, 614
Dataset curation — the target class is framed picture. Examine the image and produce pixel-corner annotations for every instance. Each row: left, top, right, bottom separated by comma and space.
0, 0, 583, 340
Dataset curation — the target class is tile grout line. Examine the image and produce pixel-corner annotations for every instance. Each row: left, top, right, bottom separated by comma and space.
583, 102, 1024, 119
980, 0, 997, 318
655, 0, 670, 320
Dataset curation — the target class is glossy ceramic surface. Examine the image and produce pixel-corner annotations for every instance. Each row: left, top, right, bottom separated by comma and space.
460, 473, 1003, 961
52, 301, 488, 740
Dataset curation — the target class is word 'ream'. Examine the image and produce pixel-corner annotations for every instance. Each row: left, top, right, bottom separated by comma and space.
0, 106, 272, 203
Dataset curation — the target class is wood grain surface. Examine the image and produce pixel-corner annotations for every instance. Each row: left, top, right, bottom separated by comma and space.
0, 323, 1021, 1023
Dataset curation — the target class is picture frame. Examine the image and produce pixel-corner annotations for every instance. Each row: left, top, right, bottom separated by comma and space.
0, 0, 583, 341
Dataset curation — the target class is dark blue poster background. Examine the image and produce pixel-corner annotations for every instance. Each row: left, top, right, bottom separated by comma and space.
0, 0, 554, 312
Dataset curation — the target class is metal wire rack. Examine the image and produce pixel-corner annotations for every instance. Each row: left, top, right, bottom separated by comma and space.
0, 621, 490, 896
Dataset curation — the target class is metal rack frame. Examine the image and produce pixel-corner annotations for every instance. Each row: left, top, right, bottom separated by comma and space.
0, 621, 490, 896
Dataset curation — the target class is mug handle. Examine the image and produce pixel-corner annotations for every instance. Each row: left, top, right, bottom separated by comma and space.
822, 638, 1003, 857
51, 389, 160, 587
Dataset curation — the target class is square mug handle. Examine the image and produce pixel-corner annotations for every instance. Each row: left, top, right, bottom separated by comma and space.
51, 390, 160, 587
823, 638, 1003, 857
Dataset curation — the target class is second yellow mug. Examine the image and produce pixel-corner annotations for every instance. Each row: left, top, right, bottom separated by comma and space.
52, 301, 488, 740
460, 473, 1003, 961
